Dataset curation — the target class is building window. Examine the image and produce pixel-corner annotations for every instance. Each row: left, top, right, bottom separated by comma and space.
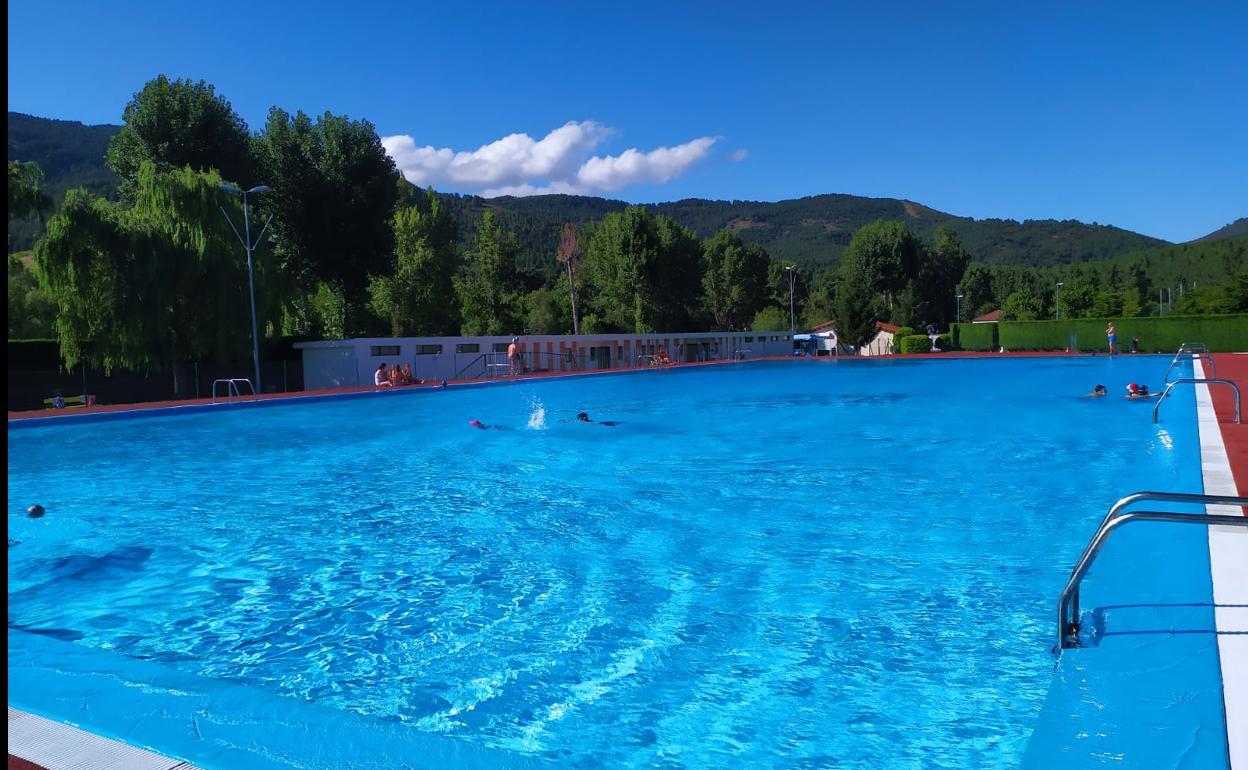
370, 345, 400, 357
415, 344, 442, 355
492, 342, 510, 353
744, 336, 755, 343
456, 343, 480, 353
771, 336, 780, 342
785, 336, 791, 341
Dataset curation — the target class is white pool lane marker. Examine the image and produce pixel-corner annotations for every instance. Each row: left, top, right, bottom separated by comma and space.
1193, 358, 1247, 769
7, 707, 201, 770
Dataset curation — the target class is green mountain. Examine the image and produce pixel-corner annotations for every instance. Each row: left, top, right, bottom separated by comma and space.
6, 111, 1182, 269
1193, 218, 1248, 244
463, 192, 1170, 270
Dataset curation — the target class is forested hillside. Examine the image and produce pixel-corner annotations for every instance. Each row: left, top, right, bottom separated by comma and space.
8, 111, 1179, 267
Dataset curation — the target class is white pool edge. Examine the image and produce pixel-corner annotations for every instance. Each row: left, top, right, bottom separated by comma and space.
1193, 359, 1247, 769
7, 707, 201, 770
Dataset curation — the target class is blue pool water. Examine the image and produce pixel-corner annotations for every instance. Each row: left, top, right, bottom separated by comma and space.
7, 358, 1228, 768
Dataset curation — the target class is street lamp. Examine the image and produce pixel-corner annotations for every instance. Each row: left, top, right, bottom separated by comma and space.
785, 265, 797, 332
220, 184, 273, 395
956, 293, 964, 325
1055, 282, 1063, 321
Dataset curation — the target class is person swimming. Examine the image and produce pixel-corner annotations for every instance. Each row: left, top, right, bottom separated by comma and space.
574, 411, 619, 426
1086, 384, 1107, 397
469, 419, 510, 430
1125, 383, 1156, 398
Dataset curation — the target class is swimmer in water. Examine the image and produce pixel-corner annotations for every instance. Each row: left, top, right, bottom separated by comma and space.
572, 411, 619, 426
468, 419, 510, 430
27, 504, 45, 519
1125, 383, 1156, 399
1086, 384, 1107, 397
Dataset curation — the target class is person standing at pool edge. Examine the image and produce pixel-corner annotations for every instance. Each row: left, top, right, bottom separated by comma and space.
508, 337, 520, 376
1106, 323, 1117, 355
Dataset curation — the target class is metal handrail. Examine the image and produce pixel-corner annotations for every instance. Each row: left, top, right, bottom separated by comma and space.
1164, 347, 1216, 382
1058, 491, 1248, 648
211, 378, 254, 402
1056, 504, 1248, 651
1153, 378, 1240, 424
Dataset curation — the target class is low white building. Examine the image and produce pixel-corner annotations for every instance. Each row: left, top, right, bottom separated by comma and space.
294, 331, 801, 390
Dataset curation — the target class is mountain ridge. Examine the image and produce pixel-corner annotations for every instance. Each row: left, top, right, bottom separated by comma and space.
10, 111, 1240, 269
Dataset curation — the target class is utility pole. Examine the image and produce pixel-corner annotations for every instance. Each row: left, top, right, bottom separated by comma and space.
557, 224, 581, 336
785, 265, 797, 332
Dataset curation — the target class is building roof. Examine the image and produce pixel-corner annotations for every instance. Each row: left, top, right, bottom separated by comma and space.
809, 320, 837, 333
875, 322, 901, 333
971, 310, 1003, 323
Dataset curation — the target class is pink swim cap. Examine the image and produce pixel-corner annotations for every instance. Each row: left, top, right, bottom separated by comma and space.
469, 419, 481, 427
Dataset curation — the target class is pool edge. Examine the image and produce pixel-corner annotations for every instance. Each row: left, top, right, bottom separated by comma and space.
1195, 357, 1248, 770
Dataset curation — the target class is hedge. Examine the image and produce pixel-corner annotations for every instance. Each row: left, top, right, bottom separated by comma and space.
891, 326, 917, 353
997, 314, 1248, 352
899, 335, 933, 354
951, 323, 998, 351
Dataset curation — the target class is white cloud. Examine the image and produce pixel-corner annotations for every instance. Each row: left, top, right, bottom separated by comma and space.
382, 122, 721, 197
728, 148, 748, 162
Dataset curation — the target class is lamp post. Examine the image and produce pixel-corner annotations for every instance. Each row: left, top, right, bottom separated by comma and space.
1055, 282, 1063, 321
220, 184, 273, 395
956, 293, 964, 325
785, 265, 797, 332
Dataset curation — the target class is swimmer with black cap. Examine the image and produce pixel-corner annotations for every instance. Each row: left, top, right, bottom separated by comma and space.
573, 412, 619, 426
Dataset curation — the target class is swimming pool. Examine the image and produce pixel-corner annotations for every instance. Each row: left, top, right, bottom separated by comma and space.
7, 358, 1229, 768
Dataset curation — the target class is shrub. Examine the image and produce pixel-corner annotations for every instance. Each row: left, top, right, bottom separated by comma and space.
951, 322, 998, 351
899, 334, 933, 354
998, 314, 1248, 352
935, 333, 953, 350
891, 326, 916, 353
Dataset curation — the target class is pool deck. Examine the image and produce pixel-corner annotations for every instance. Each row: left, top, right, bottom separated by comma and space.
8, 350, 1248, 770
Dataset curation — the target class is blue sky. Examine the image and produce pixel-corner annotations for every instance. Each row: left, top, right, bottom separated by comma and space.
7, 1, 1246, 242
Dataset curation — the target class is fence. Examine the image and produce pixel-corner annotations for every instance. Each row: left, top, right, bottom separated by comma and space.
7, 340, 304, 411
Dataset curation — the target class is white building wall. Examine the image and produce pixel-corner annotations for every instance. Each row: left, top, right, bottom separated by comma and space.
294, 331, 807, 391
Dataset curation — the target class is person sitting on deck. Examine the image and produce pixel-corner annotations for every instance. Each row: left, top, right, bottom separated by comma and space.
654, 349, 673, 366
389, 365, 403, 386
375, 363, 392, 387
401, 364, 417, 385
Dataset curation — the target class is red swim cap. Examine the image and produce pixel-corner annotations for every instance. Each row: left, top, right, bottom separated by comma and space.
469, 419, 482, 427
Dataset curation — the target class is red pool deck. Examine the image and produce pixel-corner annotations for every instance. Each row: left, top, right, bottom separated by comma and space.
1207, 353, 1248, 498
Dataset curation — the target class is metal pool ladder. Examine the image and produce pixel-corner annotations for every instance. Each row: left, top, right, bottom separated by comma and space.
1153, 378, 1241, 424
1055, 491, 1248, 652
211, 378, 255, 402
1164, 342, 1216, 382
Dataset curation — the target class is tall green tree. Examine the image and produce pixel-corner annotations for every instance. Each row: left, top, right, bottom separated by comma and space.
8, 161, 52, 222
956, 262, 994, 319
834, 221, 924, 342
456, 211, 523, 335
106, 76, 254, 199
919, 225, 970, 327
8, 254, 57, 338
700, 230, 770, 330
254, 108, 399, 336
582, 207, 660, 333
368, 189, 459, 335
34, 163, 281, 393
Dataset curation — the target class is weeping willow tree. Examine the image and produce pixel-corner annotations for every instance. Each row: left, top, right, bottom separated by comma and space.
34, 162, 285, 394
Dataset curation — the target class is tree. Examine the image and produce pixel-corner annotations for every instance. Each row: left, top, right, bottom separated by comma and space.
921, 225, 970, 328
833, 221, 923, 343
1001, 290, 1041, 321
8, 161, 52, 223
700, 230, 770, 330
957, 262, 994, 320
834, 269, 877, 347
456, 211, 523, 335
8, 254, 57, 338
582, 207, 668, 333
106, 76, 253, 199
750, 306, 789, 331
556, 223, 583, 335
368, 190, 459, 335
35, 163, 282, 393
255, 108, 399, 336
